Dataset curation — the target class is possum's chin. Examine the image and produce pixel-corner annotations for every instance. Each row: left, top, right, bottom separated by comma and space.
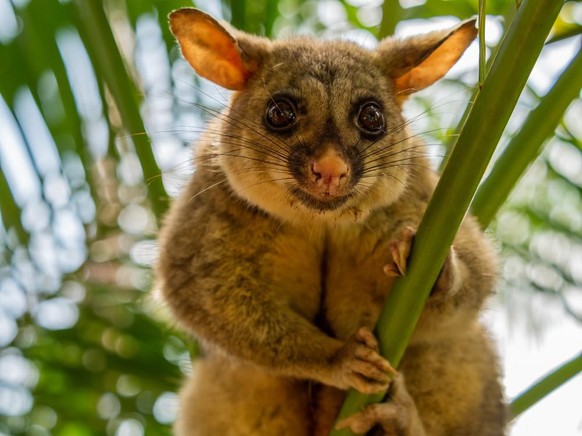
284, 188, 374, 223
288, 187, 352, 212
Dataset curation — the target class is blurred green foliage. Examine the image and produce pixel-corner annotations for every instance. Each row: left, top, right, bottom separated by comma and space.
0, 0, 580, 435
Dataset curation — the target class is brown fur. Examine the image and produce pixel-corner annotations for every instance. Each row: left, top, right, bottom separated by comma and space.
156, 9, 506, 435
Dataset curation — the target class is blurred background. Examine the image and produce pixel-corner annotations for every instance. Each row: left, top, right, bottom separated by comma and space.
0, 0, 580, 435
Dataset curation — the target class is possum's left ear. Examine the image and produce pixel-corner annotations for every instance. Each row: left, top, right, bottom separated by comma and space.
376, 19, 477, 99
169, 8, 268, 91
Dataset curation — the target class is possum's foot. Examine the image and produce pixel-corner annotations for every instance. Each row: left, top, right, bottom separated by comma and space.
335, 373, 425, 435
383, 226, 458, 298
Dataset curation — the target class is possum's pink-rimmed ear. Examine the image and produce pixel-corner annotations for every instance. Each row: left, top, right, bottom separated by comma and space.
376, 19, 477, 101
169, 8, 266, 90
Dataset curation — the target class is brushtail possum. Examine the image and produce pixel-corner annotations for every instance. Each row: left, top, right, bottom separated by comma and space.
156, 8, 506, 435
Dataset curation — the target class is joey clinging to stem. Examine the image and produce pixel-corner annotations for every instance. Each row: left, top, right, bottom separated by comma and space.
158, 8, 506, 436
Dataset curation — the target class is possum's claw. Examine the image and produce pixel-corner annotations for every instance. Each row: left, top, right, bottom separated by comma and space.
383, 227, 459, 298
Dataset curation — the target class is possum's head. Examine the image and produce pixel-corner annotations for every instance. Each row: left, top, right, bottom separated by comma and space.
170, 9, 476, 223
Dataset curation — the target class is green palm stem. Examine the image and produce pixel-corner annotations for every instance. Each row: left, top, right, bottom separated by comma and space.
0, 25, 39, 257
441, 1, 519, 171
0, 167, 29, 245
471, 44, 582, 228
478, 0, 486, 88
229, 0, 247, 33
73, 0, 168, 220
510, 352, 582, 418
263, 0, 279, 38
378, 0, 403, 38
547, 25, 582, 44
331, 0, 563, 434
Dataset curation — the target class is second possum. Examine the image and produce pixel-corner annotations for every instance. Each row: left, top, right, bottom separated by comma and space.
157, 8, 506, 436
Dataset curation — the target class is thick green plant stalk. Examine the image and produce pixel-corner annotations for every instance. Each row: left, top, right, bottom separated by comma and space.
510, 352, 582, 418
331, 0, 563, 434
73, 0, 168, 220
471, 45, 582, 228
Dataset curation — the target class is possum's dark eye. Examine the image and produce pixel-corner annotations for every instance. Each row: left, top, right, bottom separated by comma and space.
357, 102, 385, 136
265, 98, 297, 132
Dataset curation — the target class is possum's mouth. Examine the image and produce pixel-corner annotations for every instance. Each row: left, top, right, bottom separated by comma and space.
289, 187, 352, 211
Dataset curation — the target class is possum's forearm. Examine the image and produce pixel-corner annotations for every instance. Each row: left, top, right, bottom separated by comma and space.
161, 276, 346, 379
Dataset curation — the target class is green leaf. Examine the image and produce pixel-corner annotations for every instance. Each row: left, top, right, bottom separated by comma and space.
510, 352, 582, 418
472, 45, 582, 228
73, 0, 168, 220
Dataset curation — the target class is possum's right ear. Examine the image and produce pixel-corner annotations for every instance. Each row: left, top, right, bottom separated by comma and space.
376, 19, 477, 101
169, 8, 268, 91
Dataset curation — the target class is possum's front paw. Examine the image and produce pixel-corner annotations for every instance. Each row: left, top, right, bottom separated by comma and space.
327, 327, 395, 394
384, 226, 459, 298
336, 373, 425, 435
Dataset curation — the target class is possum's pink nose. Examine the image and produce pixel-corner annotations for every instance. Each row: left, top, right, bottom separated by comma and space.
310, 152, 349, 196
